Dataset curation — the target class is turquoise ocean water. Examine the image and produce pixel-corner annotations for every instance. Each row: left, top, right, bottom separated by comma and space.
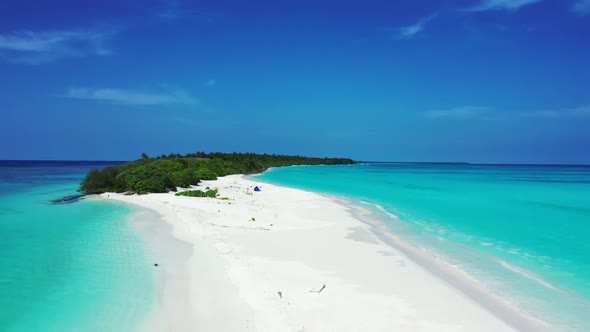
0, 161, 155, 332
255, 163, 590, 331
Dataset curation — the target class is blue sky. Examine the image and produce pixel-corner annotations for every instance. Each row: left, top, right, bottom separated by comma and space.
1, 0, 589, 163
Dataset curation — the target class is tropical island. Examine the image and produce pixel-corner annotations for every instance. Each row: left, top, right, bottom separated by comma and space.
80, 152, 355, 194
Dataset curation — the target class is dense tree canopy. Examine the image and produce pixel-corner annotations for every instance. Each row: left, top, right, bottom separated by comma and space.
80, 152, 355, 194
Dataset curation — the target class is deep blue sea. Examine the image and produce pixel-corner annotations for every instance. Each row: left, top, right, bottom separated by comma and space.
0, 161, 155, 332
255, 163, 590, 331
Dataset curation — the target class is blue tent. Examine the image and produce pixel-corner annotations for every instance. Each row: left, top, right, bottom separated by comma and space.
254, 186, 261, 192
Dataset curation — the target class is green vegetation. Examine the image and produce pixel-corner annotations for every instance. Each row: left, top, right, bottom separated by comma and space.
175, 189, 218, 198
80, 152, 354, 195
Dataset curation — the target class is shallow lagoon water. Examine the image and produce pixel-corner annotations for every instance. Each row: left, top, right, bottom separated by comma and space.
0, 161, 155, 332
255, 163, 590, 330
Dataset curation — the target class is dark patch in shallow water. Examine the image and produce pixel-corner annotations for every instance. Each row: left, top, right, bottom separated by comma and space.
50, 194, 87, 204
512, 178, 590, 184
518, 200, 590, 216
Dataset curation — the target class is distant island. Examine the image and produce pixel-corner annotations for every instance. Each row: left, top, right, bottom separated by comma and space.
80, 152, 355, 194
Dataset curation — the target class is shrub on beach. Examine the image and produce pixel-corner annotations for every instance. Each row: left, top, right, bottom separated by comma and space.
175, 189, 218, 198
195, 165, 217, 180
170, 168, 200, 188
116, 165, 176, 195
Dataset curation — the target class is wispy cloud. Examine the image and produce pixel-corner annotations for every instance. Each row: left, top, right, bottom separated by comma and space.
157, 0, 183, 20
0, 29, 114, 64
156, 0, 223, 21
204, 79, 216, 87
519, 104, 590, 118
424, 106, 490, 119
174, 117, 237, 128
62, 87, 198, 105
572, 0, 590, 15
424, 104, 590, 119
394, 14, 437, 40
466, 0, 542, 12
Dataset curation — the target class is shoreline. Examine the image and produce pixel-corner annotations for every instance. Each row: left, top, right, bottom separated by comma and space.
97, 192, 255, 331
103, 174, 545, 331
333, 197, 550, 331
123, 206, 195, 332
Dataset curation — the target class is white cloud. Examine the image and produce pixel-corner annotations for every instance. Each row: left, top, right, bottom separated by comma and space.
519, 104, 590, 118
572, 0, 590, 15
204, 79, 216, 87
424, 104, 590, 119
175, 117, 237, 128
157, 0, 182, 20
0, 29, 114, 64
394, 14, 437, 40
155, 0, 223, 22
424, 106, 490, 119
466, 0, 542, 12
63, 87, 198, 105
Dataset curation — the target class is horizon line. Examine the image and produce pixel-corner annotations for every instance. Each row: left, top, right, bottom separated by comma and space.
358, 161, 590, 167
1, 159, 590, 167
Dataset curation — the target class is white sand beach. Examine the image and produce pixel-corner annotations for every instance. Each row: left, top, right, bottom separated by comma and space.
102, 174, 547, 332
